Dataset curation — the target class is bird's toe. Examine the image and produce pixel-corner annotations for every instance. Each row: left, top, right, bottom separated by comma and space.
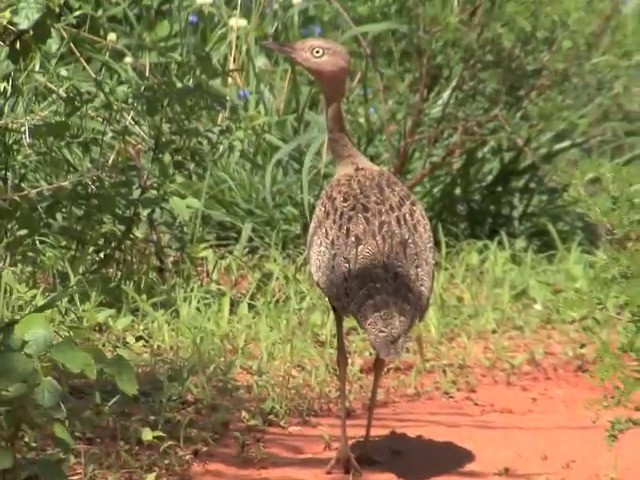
325, 447, 362, 476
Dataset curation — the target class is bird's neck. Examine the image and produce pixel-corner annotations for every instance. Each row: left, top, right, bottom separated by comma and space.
324, 97, 377, 176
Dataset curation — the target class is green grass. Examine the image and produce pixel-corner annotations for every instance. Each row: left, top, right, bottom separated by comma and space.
606, 415, 640, 446
3, 158, 637, 479
4, 222, 634, 478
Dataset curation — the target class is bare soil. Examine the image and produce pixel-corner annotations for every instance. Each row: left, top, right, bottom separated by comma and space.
189, 366, 638, 480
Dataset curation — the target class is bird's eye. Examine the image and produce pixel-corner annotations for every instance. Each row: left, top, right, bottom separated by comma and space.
310, 47, 325, 58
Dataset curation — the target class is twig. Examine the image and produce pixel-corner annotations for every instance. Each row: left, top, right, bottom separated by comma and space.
391, 51, 435, 175
405, 122, 467, 190
405, 143, 458, 191
126, 144, 168, 283
59, 29, 96, 79
390, 1, 484, 176
496, 112, 532, 155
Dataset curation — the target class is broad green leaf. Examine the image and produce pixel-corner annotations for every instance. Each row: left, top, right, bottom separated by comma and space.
44, 27, 62, 53
14, 313, 54, 356
93, 308, 117, 323
0, 268, 17, 289
52, 422, 74, 449
84, 346, 109, 368
0, 382, 29, 400
184, 197, 203, 209
0, 353, 35, 389
0, 447, 14, 470
105, 354, 138, 395
114, 316, 133, 330
340, 21, 408, 42
140, 426, 154, 443
50, 339, 97, 379
169, 196, 191, 221
23, 327, 55, 356
7, 334, 25, 351
14, 313, 48, 337
11, 0, 46, 30
33, 377, 62, 409
149, 19, 171, 41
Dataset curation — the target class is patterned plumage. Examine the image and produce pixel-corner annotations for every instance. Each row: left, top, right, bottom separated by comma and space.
262, 37, 436, 477
308, 168, 435, 360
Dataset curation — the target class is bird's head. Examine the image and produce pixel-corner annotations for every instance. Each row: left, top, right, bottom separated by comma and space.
261, 37, 351, 102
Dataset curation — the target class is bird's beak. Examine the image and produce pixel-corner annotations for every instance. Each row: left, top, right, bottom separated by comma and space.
260, 41, 295, 59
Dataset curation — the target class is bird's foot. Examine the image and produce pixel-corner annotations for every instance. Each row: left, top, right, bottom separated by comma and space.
355, 446, 389, 467
325, 446, 362, 477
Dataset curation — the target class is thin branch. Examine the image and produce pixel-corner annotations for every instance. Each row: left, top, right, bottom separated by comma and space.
405, 144, 458, 191
127, 143, 168, 283
405, 123, 466, 190
391, 51, 435, 175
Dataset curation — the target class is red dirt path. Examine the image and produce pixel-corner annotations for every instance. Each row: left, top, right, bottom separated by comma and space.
189, 370, 638, 480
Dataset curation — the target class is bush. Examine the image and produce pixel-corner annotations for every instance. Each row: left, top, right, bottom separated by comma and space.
0, 283, 139, 477
1, 1, 636, 274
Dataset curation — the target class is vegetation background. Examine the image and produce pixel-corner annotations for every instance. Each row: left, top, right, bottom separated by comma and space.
0, 0, 638, 478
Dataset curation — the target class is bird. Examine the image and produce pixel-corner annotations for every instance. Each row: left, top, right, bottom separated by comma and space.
261, 37, 436, 477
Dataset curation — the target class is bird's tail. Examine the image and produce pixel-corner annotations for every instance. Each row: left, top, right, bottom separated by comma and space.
360, 309, 413, 361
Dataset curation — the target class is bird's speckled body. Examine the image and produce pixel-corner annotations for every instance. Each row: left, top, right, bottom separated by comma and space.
261, 36, 436, 477
307, 167, 435, 360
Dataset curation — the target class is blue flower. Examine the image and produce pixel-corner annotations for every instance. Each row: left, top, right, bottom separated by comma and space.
187, 13, 199, 25
368, 106, 375, 115
237, 89, 250, 101
301, 24, 322, 37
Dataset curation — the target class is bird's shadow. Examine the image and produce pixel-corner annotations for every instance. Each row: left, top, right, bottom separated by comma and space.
351, 430, 475, 480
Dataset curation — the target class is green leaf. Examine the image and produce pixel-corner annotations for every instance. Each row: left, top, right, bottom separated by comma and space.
340, 21, 408, 42
93, 308, 117, 323
184, 197, 203, 209
52, 422, 74, 449
0, 382, 29, 400
7, 334, 25, 351
140, 426, 154, 443
33, 377, 62, 409
51, 339, 97, 379
85, 346, 109, 368
14, 313, 55, 356
0, 447, 14, 470
105, 354, 138, 395
11, 0, 46, 30
14, 313, 48, 337
23, 327, 54, 356
0, 353, 35, 389
169, 196, 191, 221
149, 19, 171, 41
0, 268, 17, 289
114, 316, 133, 330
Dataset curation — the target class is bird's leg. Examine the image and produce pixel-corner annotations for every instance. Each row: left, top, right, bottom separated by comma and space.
325, 312, 362, 477
356, 354, 389, 466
